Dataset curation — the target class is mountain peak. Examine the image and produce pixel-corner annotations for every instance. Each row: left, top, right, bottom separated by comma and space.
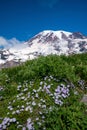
40, 30, 72, 40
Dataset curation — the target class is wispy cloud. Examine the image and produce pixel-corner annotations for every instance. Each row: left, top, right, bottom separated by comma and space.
0, 36, 23, 49
37, 0, 59, 8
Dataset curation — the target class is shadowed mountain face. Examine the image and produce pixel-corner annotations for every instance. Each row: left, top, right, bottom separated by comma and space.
0, 30, 87, 68
69, 32, 87, 39
0, 60, 20, 69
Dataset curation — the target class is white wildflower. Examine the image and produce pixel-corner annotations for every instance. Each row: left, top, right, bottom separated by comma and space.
32, 101, 36, 106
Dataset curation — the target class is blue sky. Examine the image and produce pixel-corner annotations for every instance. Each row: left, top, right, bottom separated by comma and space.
0, 0, 87, 41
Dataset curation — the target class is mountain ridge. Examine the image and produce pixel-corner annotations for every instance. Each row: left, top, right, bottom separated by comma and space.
0, 30, 87, 68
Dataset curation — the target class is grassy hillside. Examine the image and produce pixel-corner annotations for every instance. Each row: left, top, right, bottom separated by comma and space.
0, 53, 87, 130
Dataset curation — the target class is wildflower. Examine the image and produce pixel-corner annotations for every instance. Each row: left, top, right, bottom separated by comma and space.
25, 106, 30, 111
12, 118, 16, 122
2, 125, 6, 130
23, 88, 28, 92
22, 127, 26, 130
55, 86, 61, 93
50, 75, 53, 79
21, 96, 25, 100
8, 106, 13, 111
20, 109, 24, 112
35, 93, 38, 98
55, 100, 63, 106
16, 110, 20, 114
47, 85, 51, 89
38, 103, 41, 107
39, 111, 42, 115
74, 91, 78, 95
40, 81, 43, 85
41, 105, 46, 109
16, 95, 19, 98
48, 78, 51, 82
32, 101, 36, 106
16, 121, 19, 125
61, 93, 67, 98
27, 118, 34, 130
17, 105, 20, 108
17, 85, 22, 89
37, 122, 42, 126
12, 111, 16, 115
42, 116, 45, 119
33, 89, 37, 93
36, 117, 39, 121
37, 87, 42, 92
43, 85, 51, 94
13, 100, 15, 103
21, 105, 25, 109
17, 125, 23, 128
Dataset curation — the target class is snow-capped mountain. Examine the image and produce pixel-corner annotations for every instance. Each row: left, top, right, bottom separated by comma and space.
0, 30, 87, 68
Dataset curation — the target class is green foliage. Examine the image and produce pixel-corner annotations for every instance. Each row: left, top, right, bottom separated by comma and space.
0, 55, 84, 84
0, 53, 87, 129
43, 104, 87, 130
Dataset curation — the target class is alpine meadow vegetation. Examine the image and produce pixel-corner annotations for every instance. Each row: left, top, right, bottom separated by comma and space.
0, 53, 87, 130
